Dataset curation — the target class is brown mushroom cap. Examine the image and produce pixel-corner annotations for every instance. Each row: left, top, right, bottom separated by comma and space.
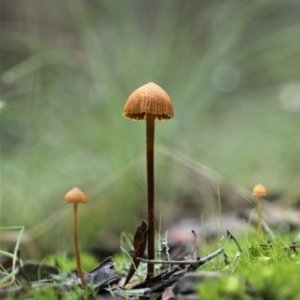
252, 184, 267, 197
123, 82, 174, 121
64, 187, 88, 204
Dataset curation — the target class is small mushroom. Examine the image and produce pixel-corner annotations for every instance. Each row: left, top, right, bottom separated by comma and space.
123, 82, 174, 277
252, 184, 267, 237
64, 187, 88, 287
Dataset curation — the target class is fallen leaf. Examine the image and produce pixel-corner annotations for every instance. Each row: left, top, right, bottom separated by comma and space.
123, 220, 148, 286
84, 257, 120, 289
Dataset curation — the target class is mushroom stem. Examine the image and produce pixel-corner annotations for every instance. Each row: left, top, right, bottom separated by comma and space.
252, 184, 266, 239
257, 196, 262, 237
73, 203, 87, 287
146, 113, 155, 277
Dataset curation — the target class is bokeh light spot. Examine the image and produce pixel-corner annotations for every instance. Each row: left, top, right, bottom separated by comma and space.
212, 64, 240, 93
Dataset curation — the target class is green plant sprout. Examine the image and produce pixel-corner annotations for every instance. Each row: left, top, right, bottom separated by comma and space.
0, 226, 25, 287
156, 216, 171, 273
156, 215, 163, 263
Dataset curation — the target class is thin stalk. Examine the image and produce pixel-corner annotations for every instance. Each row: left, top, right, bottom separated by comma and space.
257, 196, 262, 237
146, 113, 155, 278
73, 203, 86, 287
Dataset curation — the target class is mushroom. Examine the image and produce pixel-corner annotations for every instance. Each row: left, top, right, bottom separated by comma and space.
252, 184, 267, 237
64, 187, 88, 287
123, 82, 174, 277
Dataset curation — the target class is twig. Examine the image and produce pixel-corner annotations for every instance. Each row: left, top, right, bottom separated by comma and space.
281, 242, 300, 252
190, 230, 198, 260
137, 248, 224, 271
188, 248, 224, 271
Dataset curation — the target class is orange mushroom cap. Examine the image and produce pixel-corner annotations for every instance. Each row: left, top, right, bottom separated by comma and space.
123, 82, 174, 121
252, 184, 267, 197
64, 187, 88, 204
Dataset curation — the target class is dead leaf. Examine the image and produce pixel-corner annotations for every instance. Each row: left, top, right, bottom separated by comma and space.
84, 257, 120, 289
123, 220, 148, 286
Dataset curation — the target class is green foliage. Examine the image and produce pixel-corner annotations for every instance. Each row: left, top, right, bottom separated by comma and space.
30, 287, 60, 300
43, 252, 98, 273
198, 276, 245, 300
197, 235, 300, 300
28, 285, 92, 300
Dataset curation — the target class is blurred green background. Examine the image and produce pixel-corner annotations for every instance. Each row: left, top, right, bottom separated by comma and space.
1, 0, 300, 258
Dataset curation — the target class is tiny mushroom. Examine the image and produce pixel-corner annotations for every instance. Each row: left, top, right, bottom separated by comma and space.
252, 184, 267, 237
123, 82, 174, 277
64, 187, 88, 287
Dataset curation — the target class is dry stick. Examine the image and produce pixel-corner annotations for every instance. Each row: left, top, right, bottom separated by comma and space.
146, 113, 155, 278
188, 248, 224, 271
73, 203, 86, 287
281, 242, 300, 251
190, 230, 198, 260
138, 247, 224, 271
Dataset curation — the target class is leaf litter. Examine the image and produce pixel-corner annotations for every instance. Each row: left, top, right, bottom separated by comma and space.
0, 223, 225, 299
1, 216, 300, 299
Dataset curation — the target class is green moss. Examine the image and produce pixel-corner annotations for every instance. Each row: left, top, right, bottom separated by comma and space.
197, 236, 300, 300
